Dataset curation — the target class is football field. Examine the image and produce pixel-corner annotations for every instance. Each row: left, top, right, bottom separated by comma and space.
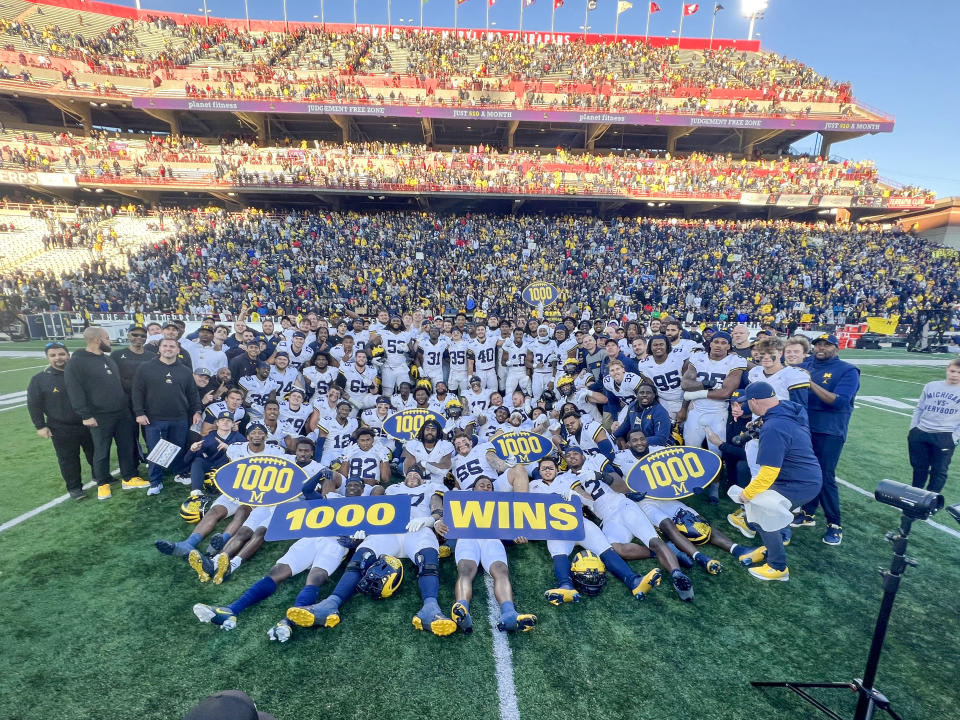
2, 344, 959, 720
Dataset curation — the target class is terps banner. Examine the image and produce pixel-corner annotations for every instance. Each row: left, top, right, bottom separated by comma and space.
442, 491, 584, 540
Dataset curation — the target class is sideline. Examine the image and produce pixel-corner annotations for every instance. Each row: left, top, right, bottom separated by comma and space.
0, 470, 119, 533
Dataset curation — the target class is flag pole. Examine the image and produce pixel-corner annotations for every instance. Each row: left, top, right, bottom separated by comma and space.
615, 5, 620, 40
709, 3, 718, 49
388, 0, 392, 31
520, 0, 525, 33
678, 4, 684, 46
551, 1, 556, 33
421, 0, 424, 28
486, 0, 490, 30
583, 0, 588, 40
645, 3, 651, 42
455, 0, 458, 31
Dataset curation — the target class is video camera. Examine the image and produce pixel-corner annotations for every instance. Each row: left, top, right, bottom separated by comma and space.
874, 479, 943, 520
731, 419, 763, 447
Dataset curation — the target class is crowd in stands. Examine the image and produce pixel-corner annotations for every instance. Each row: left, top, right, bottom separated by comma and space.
0, 130, 934, 202
4, 209, 957, 329
0, 10, 866, 119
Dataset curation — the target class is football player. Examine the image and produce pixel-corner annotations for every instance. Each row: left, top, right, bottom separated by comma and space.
269, 352, 304, 397
555, 408, 617, 461
391, 381, 417, 411
446, 328, 472, 393
238, 361, 280, 420
154, 423, 282, 564
555, 375, 602, 423
662, 319, 701, 359
200, 388, 246, 436
417, 325, 449, 389
526, 456, 661, 605
478, 405, 513, 441
278, 388, 312, 445
336, 427, 391, 487
359, 395, 395, 448
462, 375, 492, 416
529, 325, 560, 401
679, 331, 747, 468
308, 385, 343, 433
746, 337, 811, 408
501, 326, 532, 398
271, 331, 312, 372
428, 381, 453, 416
302, 351, 342, 400
468, 324, 501, 392
435, 476, 537, 634
636, 335, 688, 420
378, 315, 417, 395
612, 382, 673, 448
314, 400, 358, 466
287, 467, 457, 636
340, 349, 379, 414
443, 397, 477, 439
403, 418, 454, 485
558, 445, 695, 601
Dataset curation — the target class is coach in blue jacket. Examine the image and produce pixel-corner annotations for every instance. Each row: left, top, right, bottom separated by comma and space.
795, 334, 860, 546
731, 382, 823, 582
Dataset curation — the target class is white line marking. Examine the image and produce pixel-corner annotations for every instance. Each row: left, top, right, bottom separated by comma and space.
0, 403, 26, 413
0, 390, 27, 401
853, 403, 912, 418
484, 574, 520, 720
861, 373, 926, 385
836, 477, 960, 540
0, 364, 45, 374
0, 468, 121, 533
0, 350, 46, 359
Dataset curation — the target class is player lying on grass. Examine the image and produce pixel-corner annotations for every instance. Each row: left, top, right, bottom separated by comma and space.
525, 456, 662, 605
286, 467, 458, 636
612, 430, 750, 569
192, 476, 367, 642
434, 475, 537, 635
154, 423, 283, 566
185, 438, 325, 585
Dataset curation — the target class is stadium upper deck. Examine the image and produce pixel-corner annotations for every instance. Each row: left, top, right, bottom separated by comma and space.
0, 0, 891, 158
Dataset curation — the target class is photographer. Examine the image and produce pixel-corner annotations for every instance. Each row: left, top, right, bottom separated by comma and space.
908, 358, 960, 492
729, 382, 823, 582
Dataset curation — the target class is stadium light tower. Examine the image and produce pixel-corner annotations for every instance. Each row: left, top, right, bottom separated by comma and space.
741, 0, 767, 41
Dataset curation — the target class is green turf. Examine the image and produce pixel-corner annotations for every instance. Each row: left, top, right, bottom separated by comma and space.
2, 348, 959, 720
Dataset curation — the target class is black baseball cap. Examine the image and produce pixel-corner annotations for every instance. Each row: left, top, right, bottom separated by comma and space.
128, 324, 147, 334
182, 691, 275, 720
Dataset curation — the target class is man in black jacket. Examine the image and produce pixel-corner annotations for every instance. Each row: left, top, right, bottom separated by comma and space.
111, 324, 154, 468
65, 327, 149, 500
133, 338, 202, 495
27, 343, 95, 500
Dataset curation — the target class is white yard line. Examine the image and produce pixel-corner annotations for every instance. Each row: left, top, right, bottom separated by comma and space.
860, 373, 926, 385
484, 574, 521, 720
854, 403, 913, 418
836, 477, 960, 541
0, 364, 46, 374
0, 403, 26, 413
0, 468, 122, 533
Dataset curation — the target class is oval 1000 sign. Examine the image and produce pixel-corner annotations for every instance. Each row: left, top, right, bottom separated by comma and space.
214, 455, 309, 507
382, 408, 446, 442
521, 281, 560, 308
489, 431, 554, 464
624, 446, 722, 500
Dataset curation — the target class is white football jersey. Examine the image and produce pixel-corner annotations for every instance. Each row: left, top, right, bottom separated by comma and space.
226, 442, 287, 461
530, 339, 560, 374
670, 338, 701, 361
451, 442, 499, 489
638, 353, 687, 406
447, 340, 471, 375
269, 366, 303, 396
279, 401, 312, 435
238, 375, 280, 418
341, 364, 378, 396
403, 439, 455, 484
379, 329, 414, 368
602, 372, 643, 404
391, 393, 418, 411
419, 338, 449, 377
501, 338, 530, 368
303, 366, 341, 397
560, 418, 608, 456
478, 420, 512, 442
470, 335, 500, 371
360, 407, 393, 444
463, 387, 492, 414
562, 456, 630, 518
275, 341, 313, 371
386, 480, 445, 520
688, 353, 748, 413
747, 365, 811, 402
338, 443, 390, 482
203, 401, 246, 426
316, 417, 358, 466
444, 414, 477, 439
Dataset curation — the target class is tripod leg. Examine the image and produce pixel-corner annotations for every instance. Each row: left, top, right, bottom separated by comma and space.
751, 682, 851, 720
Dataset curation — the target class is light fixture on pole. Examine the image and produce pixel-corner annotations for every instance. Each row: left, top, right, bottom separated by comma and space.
741, 0, 767, 41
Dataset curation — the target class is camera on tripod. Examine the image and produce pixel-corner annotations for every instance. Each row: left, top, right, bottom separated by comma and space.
874, 479, 943, 519
731, 419, 763, 447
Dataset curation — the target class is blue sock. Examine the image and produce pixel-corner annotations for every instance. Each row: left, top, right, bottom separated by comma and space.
457, 599, 470, 611
172, 533, 204, 556
600, 549, 638, 586
294, 584, 321, 607
330, 570, 362, 606
185, 533, 202, 548
417, 548, 440, 601
228, 576, 277, 615
499, 601, 516, 616
552, 554, 573, 587
221, 532, 231, 543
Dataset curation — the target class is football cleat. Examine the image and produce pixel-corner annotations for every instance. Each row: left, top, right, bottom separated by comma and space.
739, 546, 768, 568
823, 524, 843, 546
412, 608, 457, 637
438, 544, 452, 560
173, 474, 192, 485
632, 568, 662, 600
206, 533, 227, 555
155, 539, 177, 556
790, 511, 816, 528
726, 509, 756, 538
188, 549, 214, 583
671, 571, 694, 602
97, 484, 112, 501
267, 620, 293, 643
748, 564, 790, 582
211, 553, 232, 585
497, 611, 537, 633
544, 587, 581, 606
451, 602, 473, 635
146, 483, 163, 496
193, 603, 237, 630
696, 554, 723, 575
286, 598, 340, 629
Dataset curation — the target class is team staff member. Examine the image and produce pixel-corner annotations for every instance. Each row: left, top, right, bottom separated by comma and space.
65, 327, 149, 500
28, 342, 95, 500
795, 334, 860, 546
730, 382, 823, 582
133, 338, 203, 496
908, 359, 960, 492
111, 324, 154, 468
